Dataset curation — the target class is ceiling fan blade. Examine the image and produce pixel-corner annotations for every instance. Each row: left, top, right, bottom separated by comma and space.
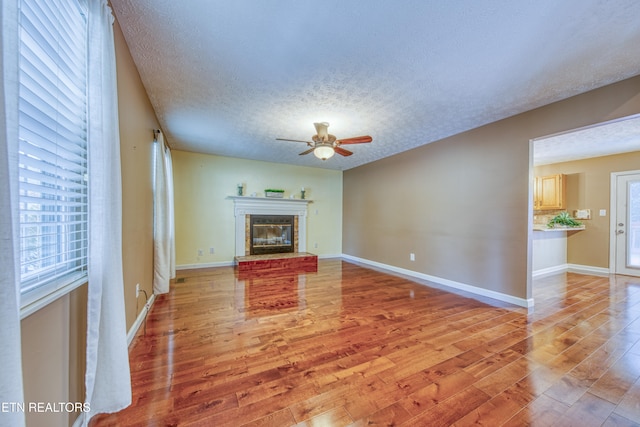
336, 135, 372, 145
276, 138, 313, 144
334, 146, 353, 157
313, 122, 330, 140
299, 147, 315, 156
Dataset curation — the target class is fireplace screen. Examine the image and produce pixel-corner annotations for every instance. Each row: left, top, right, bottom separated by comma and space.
250, 215, 294, 255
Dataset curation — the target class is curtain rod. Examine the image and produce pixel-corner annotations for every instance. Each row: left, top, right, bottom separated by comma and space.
152, 129, 173, 150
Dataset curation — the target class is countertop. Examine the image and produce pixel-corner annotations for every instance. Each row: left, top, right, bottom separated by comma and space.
533, 225, 586, 232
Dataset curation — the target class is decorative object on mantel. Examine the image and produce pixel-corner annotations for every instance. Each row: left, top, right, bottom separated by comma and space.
300, 187, 306, 199
547, 211, 583, 228
265, 189, 285, 198
226, 195, 312, 203
237, 183, 244, 196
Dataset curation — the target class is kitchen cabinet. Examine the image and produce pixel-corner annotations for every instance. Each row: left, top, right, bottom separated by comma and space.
534, 174, 565, 211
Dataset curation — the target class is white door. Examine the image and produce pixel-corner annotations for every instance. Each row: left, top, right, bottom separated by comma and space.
613, 172, 640, 276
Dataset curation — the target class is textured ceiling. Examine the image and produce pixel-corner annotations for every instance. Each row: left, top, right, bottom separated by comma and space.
533, 114, 640, 165
111, 0, 640, 170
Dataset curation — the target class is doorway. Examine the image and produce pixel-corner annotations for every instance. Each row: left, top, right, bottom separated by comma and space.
528, 113, 640, 310
611, 171, 640, 277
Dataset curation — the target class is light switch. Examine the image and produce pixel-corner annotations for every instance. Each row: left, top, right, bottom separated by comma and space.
599, 209, 606, 216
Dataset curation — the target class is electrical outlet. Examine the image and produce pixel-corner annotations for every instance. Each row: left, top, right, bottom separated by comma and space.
410, 253, 415, 261
209, 247, 215, 254
198, 249, 203, 256
314, 242, 318, 248
136, 283, 140, 297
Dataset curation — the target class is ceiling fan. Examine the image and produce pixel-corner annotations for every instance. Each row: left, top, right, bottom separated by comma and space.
276, 122, 372, 160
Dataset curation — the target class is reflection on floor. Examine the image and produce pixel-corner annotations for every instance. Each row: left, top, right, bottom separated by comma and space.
91, 259, 640, 426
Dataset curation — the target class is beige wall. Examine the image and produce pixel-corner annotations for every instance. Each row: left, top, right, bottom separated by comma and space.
115, 17, 157, 329
535, 151, 640, 268
19, 17, 157, 427
173, 151, 343, 265
19, 285, 87, 427
344, 76, 640, 301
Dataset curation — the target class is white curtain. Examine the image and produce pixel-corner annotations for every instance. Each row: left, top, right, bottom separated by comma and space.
0, 0, 26, 426
153, 131, 176, 294
83, 0, 131, 423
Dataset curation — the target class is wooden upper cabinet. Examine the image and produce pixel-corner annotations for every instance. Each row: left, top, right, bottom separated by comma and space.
534, 174, 565, 211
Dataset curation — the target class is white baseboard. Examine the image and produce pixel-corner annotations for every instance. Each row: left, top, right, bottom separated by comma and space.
533, 263, 610, 278
567, 263, 610, 276
342, 254, 533, 308
318, 253, 343, 259
176, 261, 234, 270
127, 293, 156, 346
532, 264, 569, 278
70, 294, 157, 427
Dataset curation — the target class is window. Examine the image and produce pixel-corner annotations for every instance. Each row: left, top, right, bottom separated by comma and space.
18, 0, 89, 310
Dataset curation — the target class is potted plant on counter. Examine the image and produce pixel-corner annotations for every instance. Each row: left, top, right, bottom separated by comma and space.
547, 212, 582, 228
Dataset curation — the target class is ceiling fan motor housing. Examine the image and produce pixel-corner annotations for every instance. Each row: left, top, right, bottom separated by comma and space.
312, 134, 337, 144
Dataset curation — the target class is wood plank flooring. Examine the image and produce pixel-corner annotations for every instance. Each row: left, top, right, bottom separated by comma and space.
90, 259, 640, 426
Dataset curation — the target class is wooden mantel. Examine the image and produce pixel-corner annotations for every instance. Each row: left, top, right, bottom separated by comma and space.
227, 195, 312, 212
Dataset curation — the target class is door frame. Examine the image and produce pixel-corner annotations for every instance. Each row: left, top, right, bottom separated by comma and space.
609, 169, 640, 275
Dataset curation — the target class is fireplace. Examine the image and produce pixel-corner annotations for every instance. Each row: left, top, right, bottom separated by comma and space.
229, 196, 311, 257
250, 215, 294, 255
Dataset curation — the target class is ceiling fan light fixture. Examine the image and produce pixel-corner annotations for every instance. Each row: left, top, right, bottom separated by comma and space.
313, 144, 335, 160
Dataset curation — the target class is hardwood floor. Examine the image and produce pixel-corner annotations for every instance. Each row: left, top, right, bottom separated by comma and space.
91, 259, 640, 426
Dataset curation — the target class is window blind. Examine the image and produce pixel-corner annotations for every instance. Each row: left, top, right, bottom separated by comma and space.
18, 0, 88, 302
